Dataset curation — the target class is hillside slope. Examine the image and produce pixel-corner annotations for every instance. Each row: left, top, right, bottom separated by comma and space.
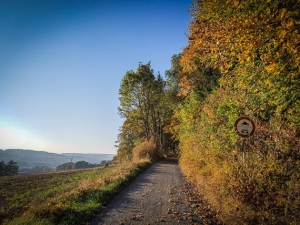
0, 149, 115, 168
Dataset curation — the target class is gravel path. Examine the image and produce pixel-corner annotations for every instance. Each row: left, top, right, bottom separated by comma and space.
87, 158, 203, 225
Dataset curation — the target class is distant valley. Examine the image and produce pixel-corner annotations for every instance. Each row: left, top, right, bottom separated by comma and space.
0, 149, 115, 169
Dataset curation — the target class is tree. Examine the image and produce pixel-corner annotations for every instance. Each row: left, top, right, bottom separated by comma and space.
4, 160, 19, 176
56, 162, 75, 171
182, 0, 300, 123
0, 161, 5, 176
74, 161, 91, 169
119, 62, 160, 140
115, 120, 137, 160
162, 54, 185, 153
117, 62, 168, 158
164, 54, 183, 106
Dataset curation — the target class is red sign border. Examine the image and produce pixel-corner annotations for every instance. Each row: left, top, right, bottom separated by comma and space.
234, 116, 256, 138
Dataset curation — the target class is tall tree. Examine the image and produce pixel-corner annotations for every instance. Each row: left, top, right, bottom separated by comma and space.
163, 54, 184, 150
118, 62, 165, 142
117, 62, 176, 158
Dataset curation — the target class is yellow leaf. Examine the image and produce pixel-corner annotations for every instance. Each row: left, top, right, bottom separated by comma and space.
280, 8, 287, 19
279, 29, 288, 39
265, 62, 279, 73
233, 0, 239, 7
286, 18, 295, 31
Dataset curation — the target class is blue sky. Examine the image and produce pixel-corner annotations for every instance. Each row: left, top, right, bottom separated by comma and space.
0, 0, 191, 154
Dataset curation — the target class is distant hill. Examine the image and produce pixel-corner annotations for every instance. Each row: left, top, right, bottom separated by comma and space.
0, 149, 115, 168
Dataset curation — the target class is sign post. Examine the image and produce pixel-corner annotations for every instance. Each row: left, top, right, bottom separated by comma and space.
234, 116, 256, 138
234, 116, 256, 163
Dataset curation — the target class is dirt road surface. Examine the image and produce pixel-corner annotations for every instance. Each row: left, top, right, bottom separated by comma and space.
87, 158, 203, 225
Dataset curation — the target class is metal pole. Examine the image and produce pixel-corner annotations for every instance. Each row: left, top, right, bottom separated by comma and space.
242, 138, 245, 164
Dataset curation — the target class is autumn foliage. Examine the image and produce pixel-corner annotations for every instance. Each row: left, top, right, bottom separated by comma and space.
132, 139, 159, 162
116, 0, 300, 223
116, 62, 177, 161
172, 0, 300, 224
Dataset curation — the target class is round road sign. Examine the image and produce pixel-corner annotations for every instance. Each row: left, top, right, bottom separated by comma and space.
234, 116, 256, 138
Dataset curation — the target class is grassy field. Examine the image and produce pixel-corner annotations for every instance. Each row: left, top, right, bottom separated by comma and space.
0, 161, 151, 225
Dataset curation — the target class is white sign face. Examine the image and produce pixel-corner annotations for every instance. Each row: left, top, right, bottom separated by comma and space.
234, 116, 255, 138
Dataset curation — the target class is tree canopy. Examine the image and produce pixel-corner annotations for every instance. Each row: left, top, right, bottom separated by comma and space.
116, 62, 178, 160
0, 160, 19, 176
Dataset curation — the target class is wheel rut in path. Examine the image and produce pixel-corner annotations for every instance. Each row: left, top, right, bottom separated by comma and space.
87, 158, 202, 225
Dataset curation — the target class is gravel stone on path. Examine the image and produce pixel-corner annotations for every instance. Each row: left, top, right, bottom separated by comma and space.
87, 158, 203, 225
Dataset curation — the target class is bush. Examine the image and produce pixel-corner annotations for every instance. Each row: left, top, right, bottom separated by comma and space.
132, 139, 160, 162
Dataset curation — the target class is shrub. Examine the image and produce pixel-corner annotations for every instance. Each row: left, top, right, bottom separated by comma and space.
132, 139, 159, 162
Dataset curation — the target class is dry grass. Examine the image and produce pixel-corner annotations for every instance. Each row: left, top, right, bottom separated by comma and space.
179, 156, 256, 225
